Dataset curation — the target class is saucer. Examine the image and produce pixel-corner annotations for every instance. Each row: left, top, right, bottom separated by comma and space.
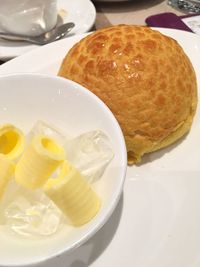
0, 0, 96, 61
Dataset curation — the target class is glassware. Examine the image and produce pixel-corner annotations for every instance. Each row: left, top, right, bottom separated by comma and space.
168, 0, 200, 13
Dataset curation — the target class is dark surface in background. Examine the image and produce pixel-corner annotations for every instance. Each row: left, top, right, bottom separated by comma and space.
93, 0, 165, 12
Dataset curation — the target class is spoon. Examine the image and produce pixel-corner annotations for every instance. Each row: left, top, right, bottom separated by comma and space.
0, 22, 75, 45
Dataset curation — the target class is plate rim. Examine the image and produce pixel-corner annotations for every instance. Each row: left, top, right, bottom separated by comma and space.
0, 27, 200, 74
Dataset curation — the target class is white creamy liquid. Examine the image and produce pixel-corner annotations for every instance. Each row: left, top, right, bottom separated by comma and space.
0, 0, 57, 36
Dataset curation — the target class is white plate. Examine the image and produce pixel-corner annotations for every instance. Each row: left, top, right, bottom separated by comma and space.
1, 28, 200, 267
0, 0, 96, 61
0, 73, 127, 266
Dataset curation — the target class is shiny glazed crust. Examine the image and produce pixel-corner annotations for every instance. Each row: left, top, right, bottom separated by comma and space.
58, 25, 198, 164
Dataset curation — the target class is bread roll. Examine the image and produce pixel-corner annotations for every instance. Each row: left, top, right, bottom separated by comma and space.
58, 25, 198, 164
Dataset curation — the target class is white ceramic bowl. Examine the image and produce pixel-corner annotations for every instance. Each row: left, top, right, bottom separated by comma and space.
0, 73, 127, 266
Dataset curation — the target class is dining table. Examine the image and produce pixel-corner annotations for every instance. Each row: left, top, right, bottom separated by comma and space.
0, 0, 188, 65
93, 0, 185, 29
0, 0, 196, 65
0, 1, 200, 267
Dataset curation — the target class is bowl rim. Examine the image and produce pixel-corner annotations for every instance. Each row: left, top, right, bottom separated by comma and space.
0, 73, 127, 267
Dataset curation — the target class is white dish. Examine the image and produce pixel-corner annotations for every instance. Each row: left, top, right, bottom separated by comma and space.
0, 0, 96, 61
0, 28, 200, 267
0, 73, 127, 266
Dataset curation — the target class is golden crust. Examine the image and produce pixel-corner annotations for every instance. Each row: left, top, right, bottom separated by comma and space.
58, 25, 198, 164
